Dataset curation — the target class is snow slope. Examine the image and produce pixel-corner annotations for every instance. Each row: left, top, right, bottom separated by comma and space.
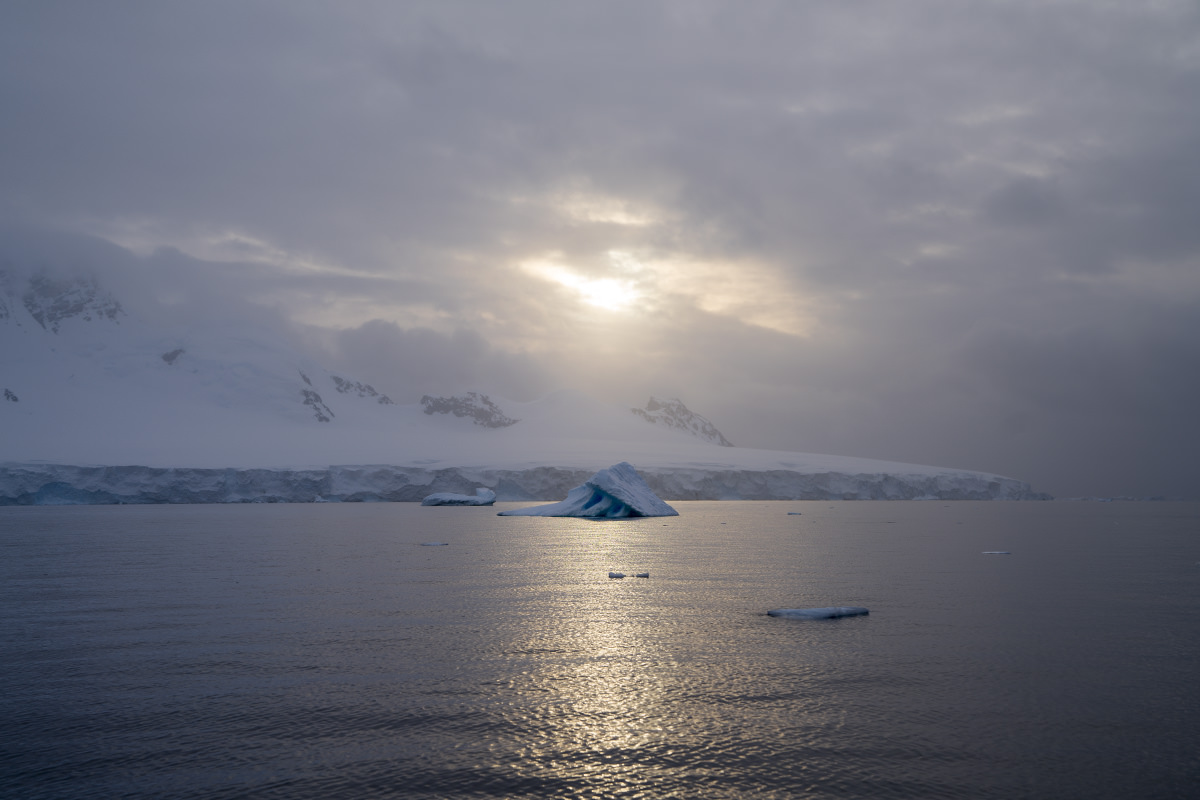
0, 248, 1050, 503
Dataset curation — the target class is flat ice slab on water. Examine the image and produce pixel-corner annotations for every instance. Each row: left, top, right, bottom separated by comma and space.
767, 606, 870, 619
421, 488, 496, 506
498, 462, 679, 518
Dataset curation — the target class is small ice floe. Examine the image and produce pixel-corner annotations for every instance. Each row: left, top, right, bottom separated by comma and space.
421, 542, 450, 546
767, 606, 869, 620
608, 572, 625, 579
635, 572, 650, 578
982, 551, 1011, 555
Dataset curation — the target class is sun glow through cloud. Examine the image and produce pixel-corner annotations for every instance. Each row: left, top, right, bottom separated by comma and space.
523, 260, 642, 312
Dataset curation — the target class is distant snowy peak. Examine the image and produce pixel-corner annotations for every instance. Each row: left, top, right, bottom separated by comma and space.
2, 270, 124, 332
421, 392, 518, 428
632, 396, 733, 447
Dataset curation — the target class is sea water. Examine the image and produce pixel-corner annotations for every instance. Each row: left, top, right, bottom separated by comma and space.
2, 501, 1197, 799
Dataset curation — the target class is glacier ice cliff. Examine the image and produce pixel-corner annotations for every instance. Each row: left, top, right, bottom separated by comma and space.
497, 462, 678, 518
0, 461, 1050, 505
421, 488, 497, 506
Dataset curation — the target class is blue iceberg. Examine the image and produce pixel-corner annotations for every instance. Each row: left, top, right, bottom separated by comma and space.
498, 462, 678, 518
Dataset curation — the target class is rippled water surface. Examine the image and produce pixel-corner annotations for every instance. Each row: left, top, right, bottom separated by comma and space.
2, 501, 1198, 798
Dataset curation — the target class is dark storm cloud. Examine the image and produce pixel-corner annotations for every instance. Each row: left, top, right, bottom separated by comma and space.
2, 1, 1199, 497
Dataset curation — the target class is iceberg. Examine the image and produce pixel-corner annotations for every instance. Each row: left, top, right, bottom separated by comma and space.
767, 606, 869, 619
421, 488, 496, 506
498, 462, 678, 518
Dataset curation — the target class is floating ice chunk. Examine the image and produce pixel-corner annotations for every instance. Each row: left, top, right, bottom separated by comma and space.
421, 488, 496, 506
608, 572, 625, 579
982, 551, 1011, 555
767, 606, 869, 619
497, 462, 678, 518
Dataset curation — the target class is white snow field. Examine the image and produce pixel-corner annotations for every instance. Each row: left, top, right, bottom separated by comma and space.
0, 248, 1050, 505
497, 462, 678, 518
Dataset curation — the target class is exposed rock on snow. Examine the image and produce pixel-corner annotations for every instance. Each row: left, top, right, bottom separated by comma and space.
498, 462, 679, 518
421, 392, 518, 428
632, 396, 733, 446
767, 607, 869, 619
421, 487, 496, 506
300, 389, 334, 422
20, 272, 124, 332
332, 375, 394, 404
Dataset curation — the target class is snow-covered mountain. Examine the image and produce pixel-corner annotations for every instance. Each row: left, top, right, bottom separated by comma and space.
0, 254, 1050, 503
632, 396, 733, 446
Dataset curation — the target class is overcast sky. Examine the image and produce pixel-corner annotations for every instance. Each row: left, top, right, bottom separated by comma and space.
3, 1, 1199, 498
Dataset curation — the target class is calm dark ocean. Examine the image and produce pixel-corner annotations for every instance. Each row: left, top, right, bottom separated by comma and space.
2, 501, 1197, 799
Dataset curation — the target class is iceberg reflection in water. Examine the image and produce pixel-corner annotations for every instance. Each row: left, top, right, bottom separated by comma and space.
767, 606, 869, 619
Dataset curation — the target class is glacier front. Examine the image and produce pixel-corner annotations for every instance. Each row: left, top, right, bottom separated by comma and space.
497, 462, 678, 518
0, 460, 1049, 505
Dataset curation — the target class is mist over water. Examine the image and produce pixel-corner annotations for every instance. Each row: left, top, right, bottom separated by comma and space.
3, 502, 1198, 798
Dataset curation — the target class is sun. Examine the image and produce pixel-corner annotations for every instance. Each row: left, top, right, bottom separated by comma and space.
523, 261, 641, 312
578, 277, 639, 311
